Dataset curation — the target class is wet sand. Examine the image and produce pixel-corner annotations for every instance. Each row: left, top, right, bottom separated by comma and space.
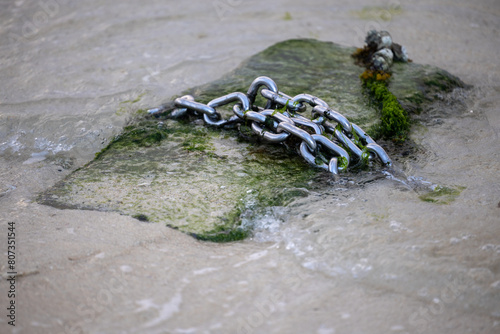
0, 0, 499, 333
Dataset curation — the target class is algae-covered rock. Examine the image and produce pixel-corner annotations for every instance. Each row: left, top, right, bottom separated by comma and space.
39, 120, 316, 241
38, 38, 467, 241
185, 39, 465, 125
186, 39, 380, 127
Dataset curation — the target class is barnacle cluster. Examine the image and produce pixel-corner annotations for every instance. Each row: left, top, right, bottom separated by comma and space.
353, 30, 409, 72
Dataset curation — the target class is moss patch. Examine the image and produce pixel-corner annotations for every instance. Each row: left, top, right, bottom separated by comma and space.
109, 121, 168, 148
192, 225, 250, 243
116, 93, 146, 115
389, 63, 467, 114
361, 72, 410, 141
419, 185, 465, 205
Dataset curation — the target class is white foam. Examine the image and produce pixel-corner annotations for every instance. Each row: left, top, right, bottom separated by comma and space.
120, 265, 132, 272
143, 292, 183, 328
193, 267, 220, 276
22, 151, 49, 164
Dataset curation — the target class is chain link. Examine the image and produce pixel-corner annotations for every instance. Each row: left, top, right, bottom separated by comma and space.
148, 76, 392, 175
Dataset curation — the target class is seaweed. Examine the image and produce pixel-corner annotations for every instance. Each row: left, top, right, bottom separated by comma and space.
419, 185, 465, 205
361, 71, 410, 142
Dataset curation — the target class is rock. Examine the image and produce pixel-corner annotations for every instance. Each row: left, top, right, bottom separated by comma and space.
38, 38, 467, 241
357, 30, 408, 72
392, 43, 408, 62
365, 30, 393, 50
372, 48, 394, 71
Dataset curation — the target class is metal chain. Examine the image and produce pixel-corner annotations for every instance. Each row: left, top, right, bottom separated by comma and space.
148, 76, 391, 175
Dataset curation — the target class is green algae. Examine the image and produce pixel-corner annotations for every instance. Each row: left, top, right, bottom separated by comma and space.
389, 63, 467, 114
110, 122, 168, 148
351, 5, 403, 21
116, 93, 146, 115
39, 38, 467, 242
193, 226, 250, 243
180, 127, 213, 152
353, 36, 466, 141
362, 77, 410, 141
419, 185, 465, 205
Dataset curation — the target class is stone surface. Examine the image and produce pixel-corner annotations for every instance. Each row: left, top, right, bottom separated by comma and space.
38, 39, 467, 240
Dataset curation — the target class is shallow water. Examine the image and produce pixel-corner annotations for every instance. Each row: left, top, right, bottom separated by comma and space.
1, 0, 499, 333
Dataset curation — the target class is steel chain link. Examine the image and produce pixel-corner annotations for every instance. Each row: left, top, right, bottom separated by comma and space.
148, 76, 391, 175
